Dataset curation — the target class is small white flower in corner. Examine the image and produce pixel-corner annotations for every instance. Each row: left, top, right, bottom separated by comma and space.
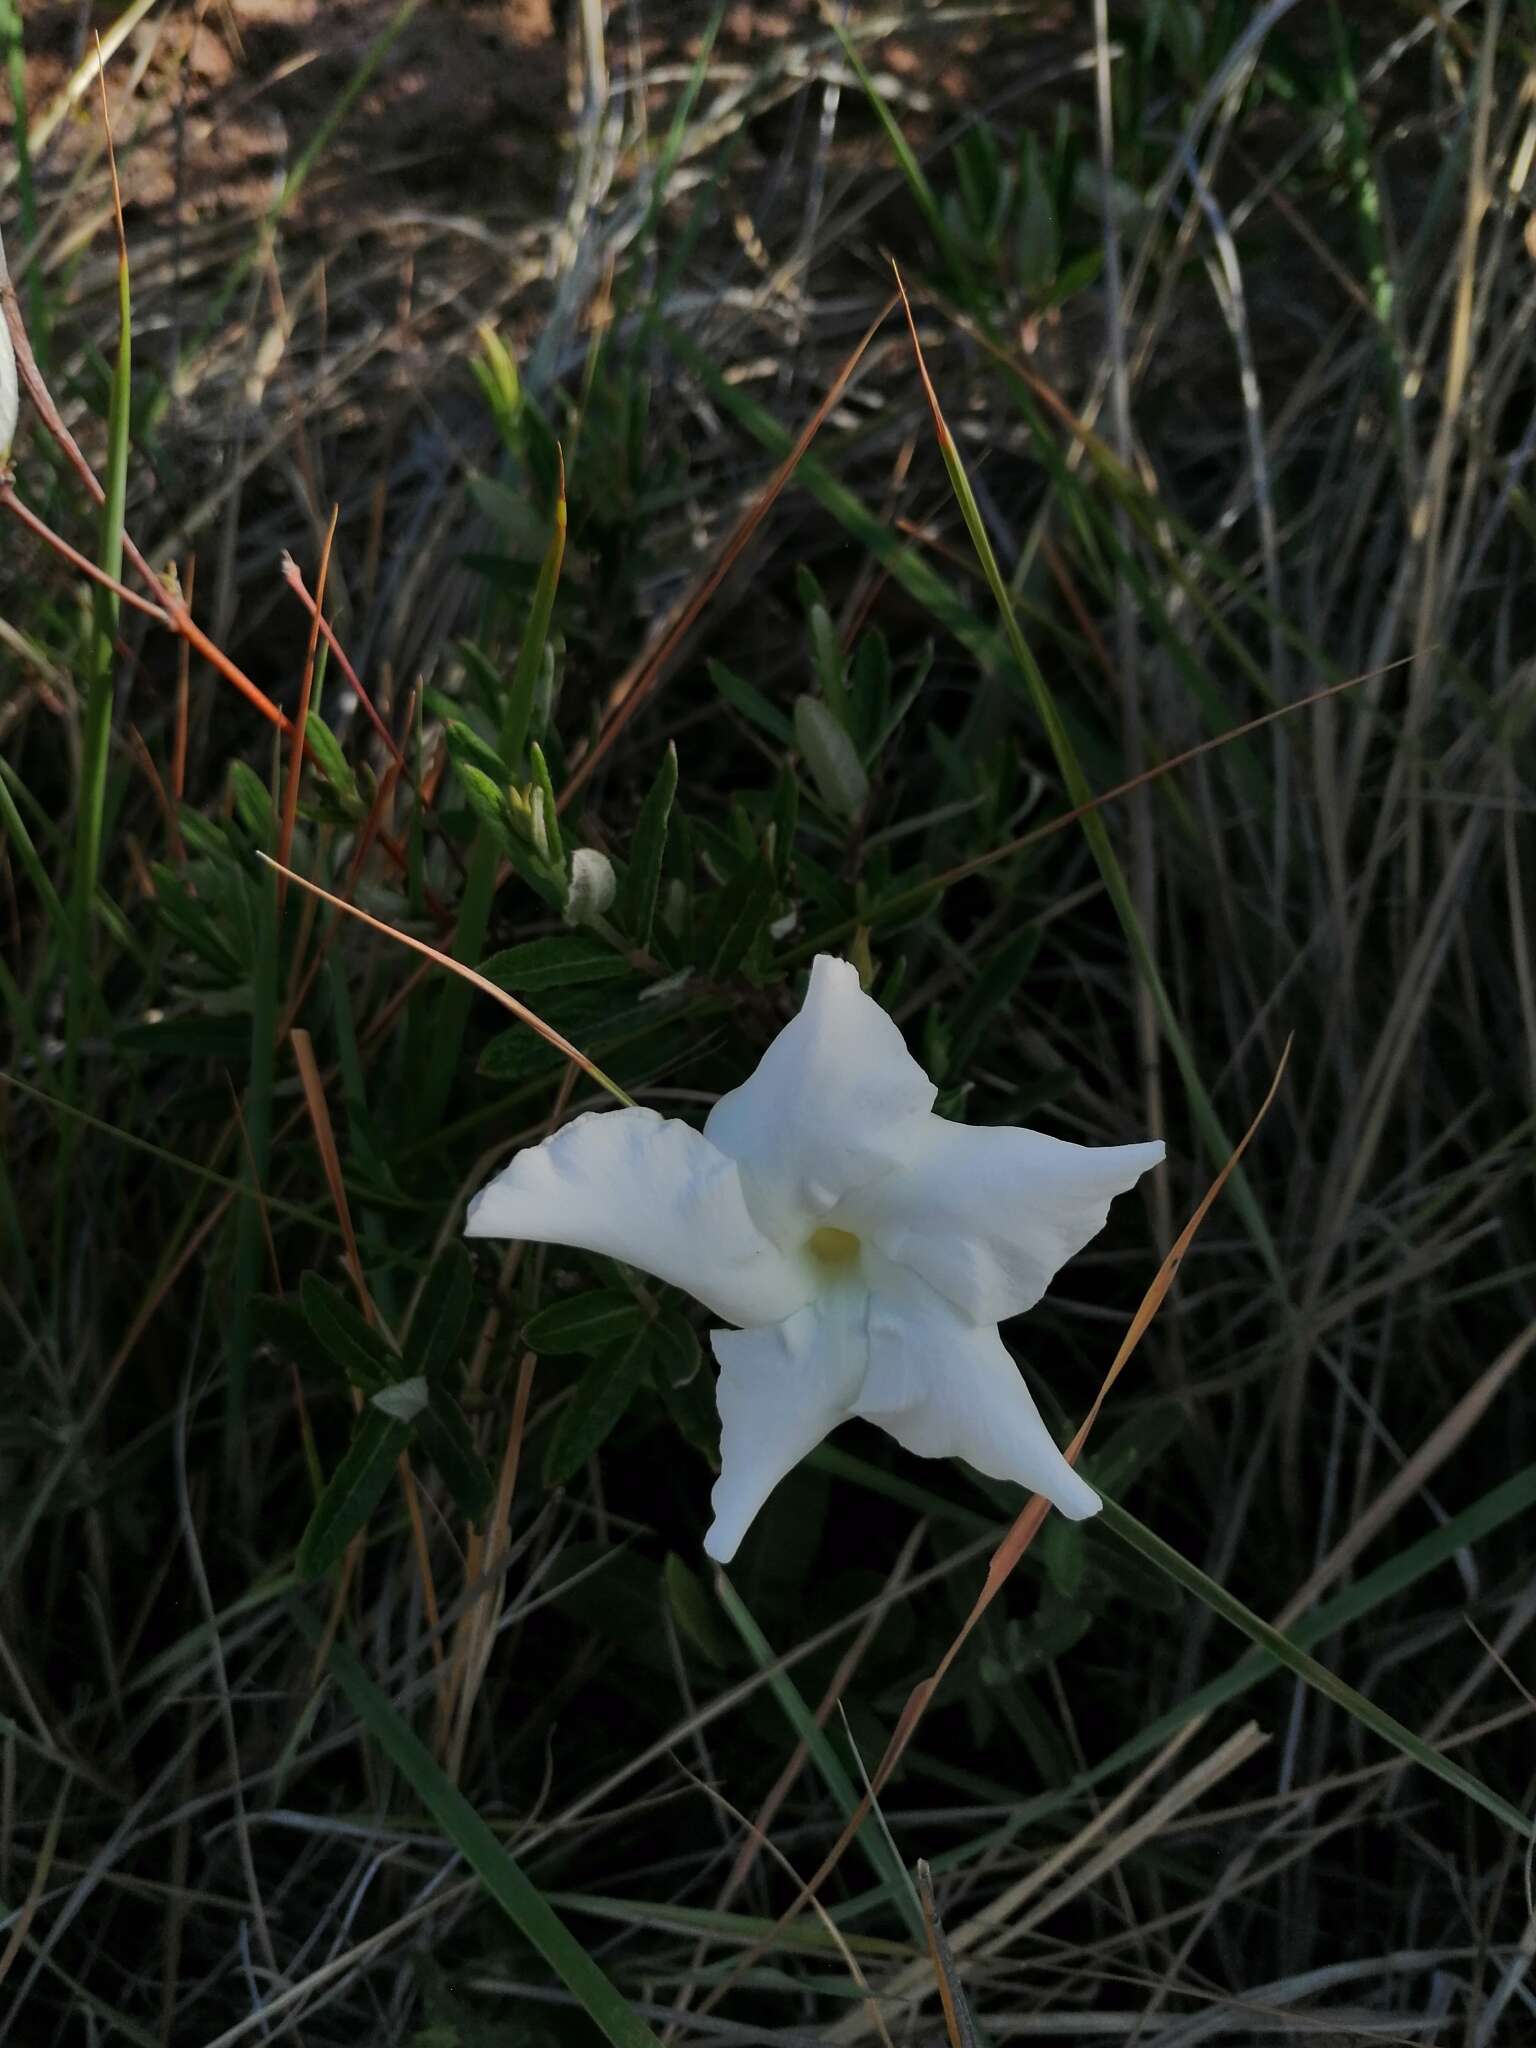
466, 957, 1164, 1561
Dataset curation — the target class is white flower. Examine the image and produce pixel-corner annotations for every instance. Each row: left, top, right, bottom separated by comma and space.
466, 956, 1163, 1561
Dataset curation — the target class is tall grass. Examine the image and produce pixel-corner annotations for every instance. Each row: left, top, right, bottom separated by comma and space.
1, 3, 1533, 2043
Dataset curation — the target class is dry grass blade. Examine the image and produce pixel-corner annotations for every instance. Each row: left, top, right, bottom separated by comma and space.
289, 1025, 371, 1319
916, 1861, 979, 2048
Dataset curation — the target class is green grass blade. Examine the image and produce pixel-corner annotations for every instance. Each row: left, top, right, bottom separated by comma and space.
292, 1609, 666, 2048
821, 11, 975, 296
714, 1572, 925, 1942
1099, 1498, 1532, 1840
901, 294, 1283, 1281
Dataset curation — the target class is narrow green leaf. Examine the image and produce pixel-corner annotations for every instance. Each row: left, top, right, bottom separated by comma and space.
407, 1244, 474, 1379
292, 1610, 664, 2048
807, 602, 852, 728
251, 1296, 345, 1386
452, 759, 517, 848
707, 657, 795, 744
524, 1291, 649, 1356
417, 1387, 494, 1522
620, 742, 678, 949
228, 759, 276, 842
648, 1308, 701, 1388
794, 695, 869, 819
543, 1331, 652, 1486
303, 712, 362, 814
947, 924, 1041, 1069
527, 741, 566, 875
664, 1553, 733, 1668
708, 852, 778, 975
444, 717, 510, 784
501, 473, 566, 764
300, 1272, 396, 1394
481, 934, 635, 993
297, 1407, 412, 1580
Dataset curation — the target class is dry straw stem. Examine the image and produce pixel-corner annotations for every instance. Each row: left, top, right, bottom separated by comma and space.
560, 293, 898, 810
281, 552, 408, 770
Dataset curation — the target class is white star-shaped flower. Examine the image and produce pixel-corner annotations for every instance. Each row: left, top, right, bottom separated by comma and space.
466, 956, 1163, 1561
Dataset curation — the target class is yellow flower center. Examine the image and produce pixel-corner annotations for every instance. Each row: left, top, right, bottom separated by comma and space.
806, 1225, 861, 1268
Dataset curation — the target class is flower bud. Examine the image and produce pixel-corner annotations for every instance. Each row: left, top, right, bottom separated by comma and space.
565, 846, 617, 926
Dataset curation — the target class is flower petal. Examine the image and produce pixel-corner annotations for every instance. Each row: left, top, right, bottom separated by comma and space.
466, 1107, 813, 1328
856, 1270, 1100, 1519
847, 1117, 1164, 1325
704, 956, 936, 1240
704, 1286, 869, 1561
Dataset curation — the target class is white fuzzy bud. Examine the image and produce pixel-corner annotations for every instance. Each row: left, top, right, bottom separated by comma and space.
564, 846, 617, 926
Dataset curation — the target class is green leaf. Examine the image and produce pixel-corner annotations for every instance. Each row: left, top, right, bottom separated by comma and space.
648, 1308, 701, 1387
481, 935, 636, 993
658, 1354, 718, 1461
527, 741, 566, 875
502, 484, 566, 763
300, 1272, 397, 1394
1015, 130, 1059, 288
794, 696, 869, 819
453, 759, 516, 848
417, 1387, 494, 1522
303, 713, 361, 814
807, 601, 852, 729
620, 742, 678, 949
947, 924, 1042, 1069
444, 717, 511, 784
707, 658, 794, 745
251, 1295, 341, 1385
297, 1406, 411, 1579
542, 1331, 652, 1486
291, 1611, 665, 2048
708, 850, 778, 975
228, 760, 276, 842
408, 1244, 475, 1379
664, 1553, 733, 1667
524, 1291, 649, 1355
